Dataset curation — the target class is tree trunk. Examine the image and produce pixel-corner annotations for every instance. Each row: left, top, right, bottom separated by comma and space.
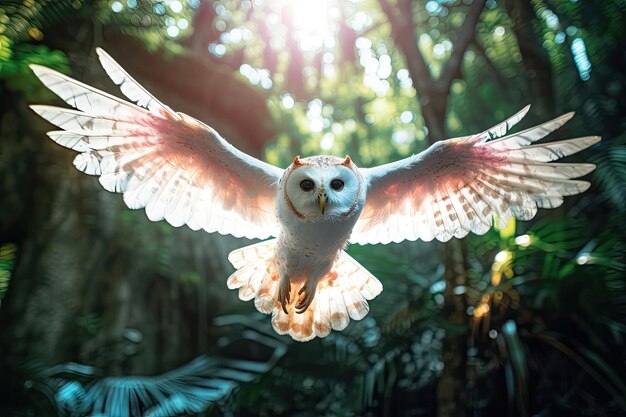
378, 1, 485, 415
437, 239, 469, 417
505, 0, 556, 116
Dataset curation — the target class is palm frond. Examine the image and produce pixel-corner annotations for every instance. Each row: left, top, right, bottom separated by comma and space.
29, 316, 286, 417
497, 321, 529, 417
593, 135, 626, 211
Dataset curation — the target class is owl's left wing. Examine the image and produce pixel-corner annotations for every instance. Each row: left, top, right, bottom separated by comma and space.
351, 106, 599, 245
30, 48, 283, 240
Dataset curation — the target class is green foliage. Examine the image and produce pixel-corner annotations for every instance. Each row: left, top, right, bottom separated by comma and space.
28, 317, 286, 417
0, 44, 70, 100
0, 243, 16, 305
0, 0, 73, 98
594, 133, 626, 211
0, 0, 76, 53
96, 0, 197, 51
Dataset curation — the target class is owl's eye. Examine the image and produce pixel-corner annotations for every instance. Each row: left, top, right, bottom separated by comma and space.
330, 179, 344, 191
300, 179, 315, 192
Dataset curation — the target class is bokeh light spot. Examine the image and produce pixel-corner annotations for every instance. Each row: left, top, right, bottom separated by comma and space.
400, 111, 413, 124
167, 25, 180, 37
571, 37, 592, 81
281, 94, 295, 109
320, 133, 335, 150
169, 0, 183, 13
111, 1, 123, 12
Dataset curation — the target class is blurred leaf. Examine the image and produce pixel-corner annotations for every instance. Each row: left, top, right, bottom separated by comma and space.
0, 242, 17, 305
30, 322, 286, 417
0, 44, 69, 100
498, 321, 528, 417
535, 333, 626, 410
593, 134, 626, 211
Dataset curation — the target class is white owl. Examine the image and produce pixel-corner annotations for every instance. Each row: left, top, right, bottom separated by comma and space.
30, 49, 599, 341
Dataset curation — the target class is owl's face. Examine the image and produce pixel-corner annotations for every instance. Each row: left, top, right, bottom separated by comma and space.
282, 156, 363, 222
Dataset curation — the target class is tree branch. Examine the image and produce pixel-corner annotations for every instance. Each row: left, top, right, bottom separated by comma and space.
471, 39, 509, 89
504, 0, 555, 115
439, 0, 486, 88
379, 0, 434, 90
379, 0, 485, 142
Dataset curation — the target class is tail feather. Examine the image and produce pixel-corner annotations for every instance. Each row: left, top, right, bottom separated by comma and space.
313, 291, 332, 338
328, 285, 351, 331
226, 240, 383, 341
228, 241, 278, 313
234, 263, 265, 301
271, 302, 316, 341
343, 287, 369, 320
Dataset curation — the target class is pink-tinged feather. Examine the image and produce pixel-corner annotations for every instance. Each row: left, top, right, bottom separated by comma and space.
353, 107, 599, 245
30, 56, 282, 240
227, 240, 382, 342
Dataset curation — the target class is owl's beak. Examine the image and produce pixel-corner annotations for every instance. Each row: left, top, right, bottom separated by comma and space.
318, 193, 327, 214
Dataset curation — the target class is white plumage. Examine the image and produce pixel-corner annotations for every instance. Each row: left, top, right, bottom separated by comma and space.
30, 49, 599, 341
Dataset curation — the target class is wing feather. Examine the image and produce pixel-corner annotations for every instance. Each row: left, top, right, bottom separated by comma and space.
29, 64, 139, 117
96, 47, 174, 115
486, 112, 574, 149
31, 51, 282, 240
352, 107, 599, 245
478, 104, 530, 141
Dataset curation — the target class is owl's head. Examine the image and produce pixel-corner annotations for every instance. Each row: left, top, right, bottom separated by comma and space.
282, 155, 363, 222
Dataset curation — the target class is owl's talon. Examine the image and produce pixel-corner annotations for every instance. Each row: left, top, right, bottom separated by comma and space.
295, 283, 316, 313
278, 277, 291, 314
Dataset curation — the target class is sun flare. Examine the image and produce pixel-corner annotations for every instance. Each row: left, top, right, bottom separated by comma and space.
275, 0, 336, 51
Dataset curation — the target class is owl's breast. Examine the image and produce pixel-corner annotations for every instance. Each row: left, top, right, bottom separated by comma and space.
275, 216, 358, 283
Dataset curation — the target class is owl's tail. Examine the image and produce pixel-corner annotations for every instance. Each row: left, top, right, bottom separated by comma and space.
227, 240, 383, 342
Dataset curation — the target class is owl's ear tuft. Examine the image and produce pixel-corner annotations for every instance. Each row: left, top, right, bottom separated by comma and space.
293, 155, 303, 167
341, 155, 352, 167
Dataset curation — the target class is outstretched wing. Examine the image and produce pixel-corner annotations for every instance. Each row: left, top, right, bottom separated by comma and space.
30, 48, 282, 240
351, 106, 599, 245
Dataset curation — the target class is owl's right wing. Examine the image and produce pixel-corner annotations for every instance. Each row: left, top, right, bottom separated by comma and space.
30, 48, 282, 240
351, 106, 599, 245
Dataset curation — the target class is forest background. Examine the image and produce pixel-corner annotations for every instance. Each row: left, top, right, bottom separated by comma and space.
0, 0, 625, 416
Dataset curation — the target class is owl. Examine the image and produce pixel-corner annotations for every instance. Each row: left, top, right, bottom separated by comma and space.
30, 49, 599, 341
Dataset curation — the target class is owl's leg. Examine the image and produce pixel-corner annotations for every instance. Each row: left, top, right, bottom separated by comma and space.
295, 279, 318, 314
278, 276, 291, 314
